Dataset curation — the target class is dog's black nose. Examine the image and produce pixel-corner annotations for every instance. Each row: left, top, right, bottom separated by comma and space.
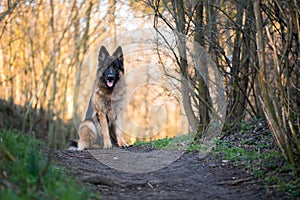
107, 74, 114, 80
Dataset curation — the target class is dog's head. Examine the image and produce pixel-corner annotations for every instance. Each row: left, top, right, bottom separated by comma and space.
97, 46, 124, 90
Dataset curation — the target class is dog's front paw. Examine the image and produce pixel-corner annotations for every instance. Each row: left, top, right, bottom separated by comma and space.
103, 139, 112, 148
117, 138, 128, 148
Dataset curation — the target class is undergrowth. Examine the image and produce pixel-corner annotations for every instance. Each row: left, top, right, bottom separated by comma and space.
134, 119, 300, 199
213, 120, 300, 199
0, 129, 96, 200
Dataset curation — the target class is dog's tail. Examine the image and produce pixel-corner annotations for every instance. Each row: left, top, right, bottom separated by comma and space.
67, 139, 79, 150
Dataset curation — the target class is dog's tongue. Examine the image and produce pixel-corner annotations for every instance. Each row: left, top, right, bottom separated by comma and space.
107, 80, 114, 87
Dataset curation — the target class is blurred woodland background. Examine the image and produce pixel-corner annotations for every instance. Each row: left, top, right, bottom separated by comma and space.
0, 0, 299, 163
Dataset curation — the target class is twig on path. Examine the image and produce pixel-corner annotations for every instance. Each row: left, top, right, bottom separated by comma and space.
147, 182, 154, 189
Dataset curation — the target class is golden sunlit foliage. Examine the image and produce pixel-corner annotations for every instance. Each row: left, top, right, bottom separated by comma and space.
0, 1, 109, 141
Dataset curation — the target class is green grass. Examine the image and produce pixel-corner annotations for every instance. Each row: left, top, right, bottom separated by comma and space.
134, 134, 205, 152
0, 129, 96, 200
134, 137, 173, 149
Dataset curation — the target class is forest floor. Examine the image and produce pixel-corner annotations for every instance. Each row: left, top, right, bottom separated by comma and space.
52, 119, 294, 200
52, 148, 283, 200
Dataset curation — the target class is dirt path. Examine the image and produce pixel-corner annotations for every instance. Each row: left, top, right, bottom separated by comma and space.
52, 147, 284, 200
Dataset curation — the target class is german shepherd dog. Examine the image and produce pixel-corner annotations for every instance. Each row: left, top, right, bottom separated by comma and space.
71, 46, 127, 150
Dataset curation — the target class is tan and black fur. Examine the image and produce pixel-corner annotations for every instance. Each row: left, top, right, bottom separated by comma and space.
71, 46, 127, 150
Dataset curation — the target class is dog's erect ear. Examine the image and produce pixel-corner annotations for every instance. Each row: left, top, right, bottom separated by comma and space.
113, 46, 123, 64
98, 46, 109, 64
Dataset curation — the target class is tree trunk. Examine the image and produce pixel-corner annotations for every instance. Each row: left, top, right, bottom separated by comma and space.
108, 0, 116, 47
228, 2, 244, 122
174, 0, 197, 132
194, 0, 210, 137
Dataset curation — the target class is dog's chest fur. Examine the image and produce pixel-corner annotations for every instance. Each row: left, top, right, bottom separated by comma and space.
93, 90, 113, 113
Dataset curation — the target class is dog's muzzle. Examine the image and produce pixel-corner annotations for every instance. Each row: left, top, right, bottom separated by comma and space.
106, 74, 115, 88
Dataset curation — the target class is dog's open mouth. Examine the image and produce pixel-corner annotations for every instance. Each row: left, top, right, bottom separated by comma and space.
106, 80, 114, 88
